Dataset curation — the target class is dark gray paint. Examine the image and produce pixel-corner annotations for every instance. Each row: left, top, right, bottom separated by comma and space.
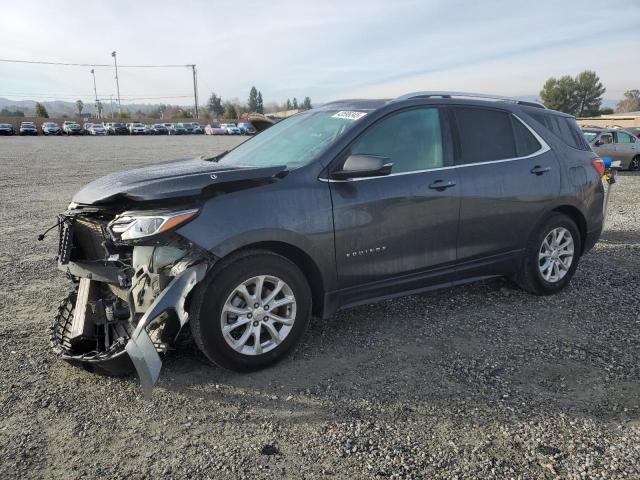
75, 97, 605, 319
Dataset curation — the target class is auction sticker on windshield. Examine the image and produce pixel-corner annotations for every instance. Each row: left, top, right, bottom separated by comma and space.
332, 111, 367, 120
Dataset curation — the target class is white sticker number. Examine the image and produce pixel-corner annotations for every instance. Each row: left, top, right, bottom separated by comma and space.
332, 111, 367, 121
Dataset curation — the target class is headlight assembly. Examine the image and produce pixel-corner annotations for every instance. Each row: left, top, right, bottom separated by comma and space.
109, 209, 198, 241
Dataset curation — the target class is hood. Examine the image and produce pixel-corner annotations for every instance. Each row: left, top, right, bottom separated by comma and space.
72, 156, 286, 205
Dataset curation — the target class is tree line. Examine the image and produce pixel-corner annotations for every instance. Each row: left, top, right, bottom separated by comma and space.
539, 70, 639, 116
206, 87, 313, 120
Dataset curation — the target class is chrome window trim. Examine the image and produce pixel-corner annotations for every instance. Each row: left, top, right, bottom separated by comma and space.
320, 113, 550, 183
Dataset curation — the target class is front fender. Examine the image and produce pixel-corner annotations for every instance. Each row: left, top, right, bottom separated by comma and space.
176, 179, 337, 290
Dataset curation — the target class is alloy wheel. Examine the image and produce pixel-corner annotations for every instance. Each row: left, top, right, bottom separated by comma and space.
220, 275, 297, 356
538, 227, 574, 283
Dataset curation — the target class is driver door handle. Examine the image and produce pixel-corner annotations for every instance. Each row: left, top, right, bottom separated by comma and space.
530, 165, 551, 175
428, 180, 457, 191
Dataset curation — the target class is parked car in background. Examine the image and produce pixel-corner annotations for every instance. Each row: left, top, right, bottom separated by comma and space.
105, 122, 128, 135
189, 122, 204, 134
41, 122, 61, 135
582, 127, 639, 170
204, 123, 227, 135
88, 124, 107, 136
128, 122, 147, 135
62, 121, 83, 135
177, 122, 195, 134
149, 123, 169, 135
0, 123, 15, 135
621, 126, 640, 139
220, 123, 242, 135
168, 123, 187, 135
237, 122, 257, 135
19, 122, 38, 136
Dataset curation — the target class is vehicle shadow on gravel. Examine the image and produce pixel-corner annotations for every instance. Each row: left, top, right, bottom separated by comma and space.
160, 255, 640, 426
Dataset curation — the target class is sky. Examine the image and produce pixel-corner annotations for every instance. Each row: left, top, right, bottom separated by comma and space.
0, 0, 638, 107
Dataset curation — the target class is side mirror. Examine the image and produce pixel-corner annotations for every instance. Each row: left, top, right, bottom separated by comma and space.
594, 140, 603, 146
331, 154, 393, 180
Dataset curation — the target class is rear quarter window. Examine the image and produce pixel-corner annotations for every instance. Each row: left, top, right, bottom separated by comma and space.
528, 112, 590, 151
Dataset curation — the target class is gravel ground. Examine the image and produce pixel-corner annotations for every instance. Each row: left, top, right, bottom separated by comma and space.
0, 136, 639, 480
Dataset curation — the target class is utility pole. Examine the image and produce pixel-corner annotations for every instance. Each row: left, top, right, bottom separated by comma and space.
191, 64, 199, 119
110, 95, 114, 119
111, 51, 122, 114
90, 69, 99, 119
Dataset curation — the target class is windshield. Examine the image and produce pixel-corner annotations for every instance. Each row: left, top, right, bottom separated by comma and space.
217, 110, 365, 169
582, 131, 598, 143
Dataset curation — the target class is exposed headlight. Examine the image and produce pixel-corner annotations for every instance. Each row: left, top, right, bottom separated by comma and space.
109, 209, 198, 241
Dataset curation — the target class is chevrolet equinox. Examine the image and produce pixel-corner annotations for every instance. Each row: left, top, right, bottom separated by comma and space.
50, 92, 605, 395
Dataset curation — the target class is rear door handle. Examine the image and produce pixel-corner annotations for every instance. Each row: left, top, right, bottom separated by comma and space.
530, 165, 551, 175
428, 180, 457, 190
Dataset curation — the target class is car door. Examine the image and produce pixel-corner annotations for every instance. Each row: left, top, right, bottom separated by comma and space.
594, 132, 615, 160
613, 130, 637, 169
328, 107, 460, 304
451, 106, 560, 278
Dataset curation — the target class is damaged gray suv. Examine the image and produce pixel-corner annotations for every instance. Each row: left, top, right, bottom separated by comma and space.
51, 92, 606, 396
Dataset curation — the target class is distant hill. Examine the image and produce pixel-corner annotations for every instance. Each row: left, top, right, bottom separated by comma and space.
0, 97, 188, 117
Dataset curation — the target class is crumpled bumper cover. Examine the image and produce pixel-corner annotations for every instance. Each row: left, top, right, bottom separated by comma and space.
125, 263, 207, 399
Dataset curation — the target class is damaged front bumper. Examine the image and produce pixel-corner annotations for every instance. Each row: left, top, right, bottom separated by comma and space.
51, 209, 211, 398
125, 263, 206, 398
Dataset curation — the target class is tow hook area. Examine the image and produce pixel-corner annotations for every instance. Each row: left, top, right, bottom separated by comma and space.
125, 263, 207, 399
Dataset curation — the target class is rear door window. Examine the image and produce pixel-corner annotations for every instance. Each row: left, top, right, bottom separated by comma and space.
615, 131, 634, 144
452, 107, 517, 164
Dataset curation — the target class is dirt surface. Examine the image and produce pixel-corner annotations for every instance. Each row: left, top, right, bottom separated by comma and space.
1, 136, 639, 479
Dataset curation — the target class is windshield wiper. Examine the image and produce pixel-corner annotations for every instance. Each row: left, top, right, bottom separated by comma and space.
205, 150, 229, 162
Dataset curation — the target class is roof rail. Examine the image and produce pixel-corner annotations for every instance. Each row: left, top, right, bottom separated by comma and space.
392, 91, 546, 109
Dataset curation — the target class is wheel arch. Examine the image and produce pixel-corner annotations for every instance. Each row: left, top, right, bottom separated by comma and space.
222, 241, 327, 318
551, 205, 587, 254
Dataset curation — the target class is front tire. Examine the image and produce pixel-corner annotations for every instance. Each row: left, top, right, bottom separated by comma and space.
516, 213, 581, 295
189, 251, 312, 371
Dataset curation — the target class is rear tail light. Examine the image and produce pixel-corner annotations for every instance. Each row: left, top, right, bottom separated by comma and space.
591, 157, 605, 177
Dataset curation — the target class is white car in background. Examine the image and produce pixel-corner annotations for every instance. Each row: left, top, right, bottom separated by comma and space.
88, 124, 107, 136
220, 123, 242, 135
128, 122, 147, 135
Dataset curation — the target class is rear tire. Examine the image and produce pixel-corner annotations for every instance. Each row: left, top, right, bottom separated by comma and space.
630, 156, 640, 171
189, 250, 312, 372
516, 213, 581, 295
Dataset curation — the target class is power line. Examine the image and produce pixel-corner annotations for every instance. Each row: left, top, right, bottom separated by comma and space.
0, 92, 192, 98
0, 58, 193, 68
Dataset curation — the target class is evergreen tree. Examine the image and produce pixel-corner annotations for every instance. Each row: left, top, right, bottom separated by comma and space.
248, 86, 258, 112
574, 71, 605, 117
75, 99, 84, 115
540, 76, 580, 115
35, 102, 49, 118
224, 103, 238, 119
292, 97, 298, 109
207, 92, 225, 118
286, 98, 292, 110
302, 97, 312, 110
540, 70, 606, 116
256, 91, 264, 113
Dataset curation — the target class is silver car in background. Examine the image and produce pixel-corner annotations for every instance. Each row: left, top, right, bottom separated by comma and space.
582, 127, 640, 170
